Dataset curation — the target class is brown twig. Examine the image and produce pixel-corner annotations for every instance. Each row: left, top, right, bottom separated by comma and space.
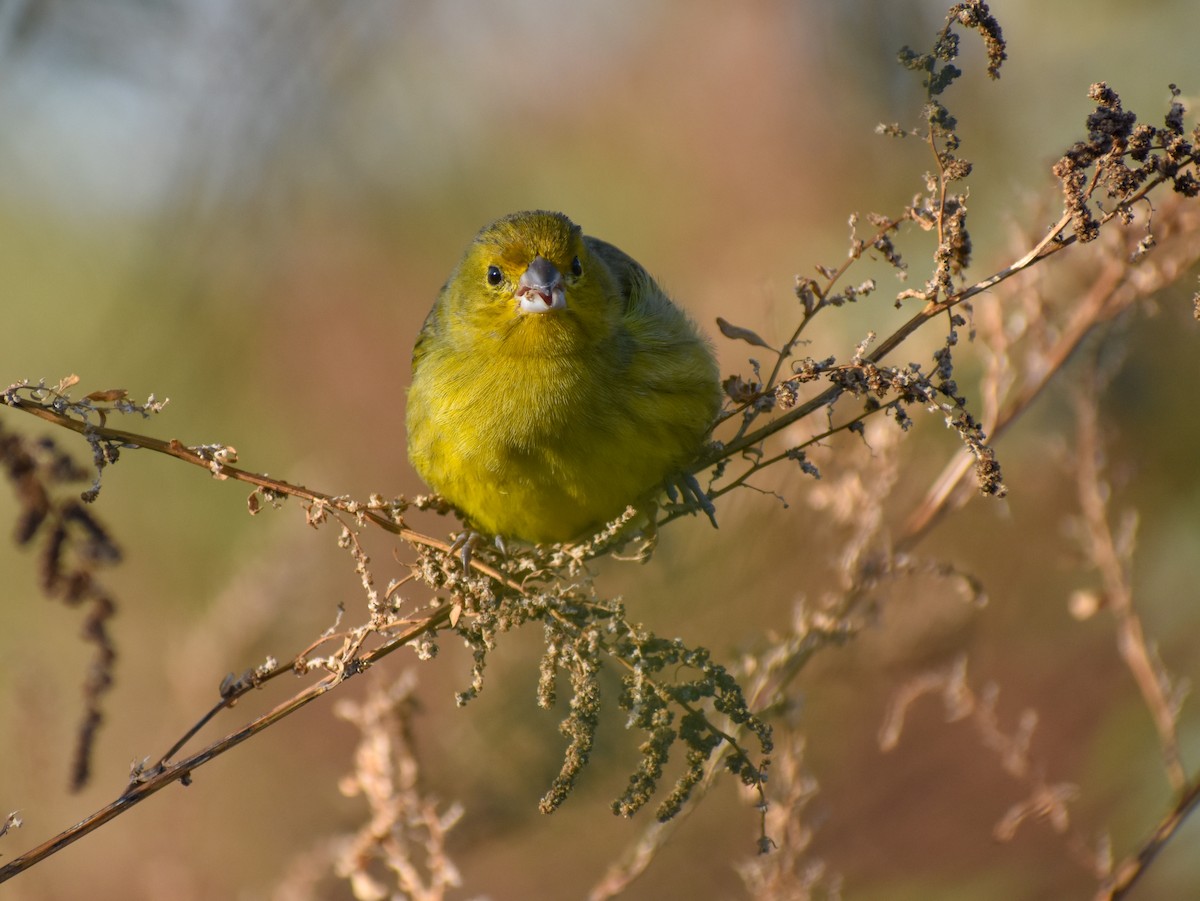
1102, 777, 1200, 900
1074, 366, 1187, 793
0, 602, 452, 884
908, 160, 1200, 542
1, 394, 517, 589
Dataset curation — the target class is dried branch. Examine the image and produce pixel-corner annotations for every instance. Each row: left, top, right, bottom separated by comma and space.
1070, 352, 1199, 900
0, 600, 452, 883
1102, 778, 1200, 900
0, 415, 119, 791
330, 673, 464, 901
1, 382, 772, 883
1072, 370, 1187, 792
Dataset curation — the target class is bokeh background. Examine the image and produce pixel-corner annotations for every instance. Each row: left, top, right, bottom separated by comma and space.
2, 1, 1200, 899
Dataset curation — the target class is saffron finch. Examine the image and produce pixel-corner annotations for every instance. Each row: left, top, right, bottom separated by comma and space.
406, 210, 720, 544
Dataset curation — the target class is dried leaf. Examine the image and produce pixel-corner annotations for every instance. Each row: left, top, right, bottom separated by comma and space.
722, 374, 760, 404
716, 317, 773, 350
85, 389, 129, 403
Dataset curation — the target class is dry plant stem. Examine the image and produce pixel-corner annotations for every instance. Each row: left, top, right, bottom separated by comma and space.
709, 209, 1073, 466
331, 675, 461, 901
704, 405, 880, 506
2, 397, 512, 587
714, 217, 905, 439
765, 217, 905, 389
885, 158, 1171, 363
899, 237, 1128, 545
1070, 355, 1200, 898
152, 618, 403, 772
1073, 384, 1187, 791
880, 656, 1087, 846
719, 155, 1175, 470
587, 731, 744, 900
0, 603, 453, 884
0, 679, 337, 882
1102, 778, 1200, 900
589, 623, 852, 899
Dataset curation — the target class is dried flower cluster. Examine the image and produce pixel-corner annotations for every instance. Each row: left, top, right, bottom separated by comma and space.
0, 408, 120, 791
1055, 82, 1200, 245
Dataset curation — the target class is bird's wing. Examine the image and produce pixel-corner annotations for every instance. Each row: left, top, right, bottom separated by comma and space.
583, 236, 647, 316
584, 235, 700, 349
410, 290, 446, 372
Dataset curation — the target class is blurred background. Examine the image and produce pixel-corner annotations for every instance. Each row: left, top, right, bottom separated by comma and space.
2, 1, 1200, 898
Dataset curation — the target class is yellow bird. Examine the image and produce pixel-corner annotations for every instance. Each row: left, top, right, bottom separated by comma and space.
406, 210, 720, 545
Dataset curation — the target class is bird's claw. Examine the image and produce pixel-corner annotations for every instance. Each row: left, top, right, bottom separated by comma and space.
449, 531, 481, 572
449, 530, 508, 572
666, 473, 718, 528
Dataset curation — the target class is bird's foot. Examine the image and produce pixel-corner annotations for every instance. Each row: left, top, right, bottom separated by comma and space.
664, 472, 718, 528
448, 530, 508, 572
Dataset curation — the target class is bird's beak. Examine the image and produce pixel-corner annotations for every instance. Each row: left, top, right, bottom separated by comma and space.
516, 255, 567, 314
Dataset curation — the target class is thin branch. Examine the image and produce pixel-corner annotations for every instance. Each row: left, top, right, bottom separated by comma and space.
899, 238, 1125, 544
1102, 777, 1200, 900
0, 603, 452, 884
0, 395, 517, 588
1073, 378, 1187, 792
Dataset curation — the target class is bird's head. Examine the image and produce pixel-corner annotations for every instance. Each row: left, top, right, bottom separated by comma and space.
445, 210, 617, 355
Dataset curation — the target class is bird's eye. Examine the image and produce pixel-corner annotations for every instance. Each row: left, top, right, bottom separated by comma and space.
486, 265, 503, 286
570, 256, 582, 278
